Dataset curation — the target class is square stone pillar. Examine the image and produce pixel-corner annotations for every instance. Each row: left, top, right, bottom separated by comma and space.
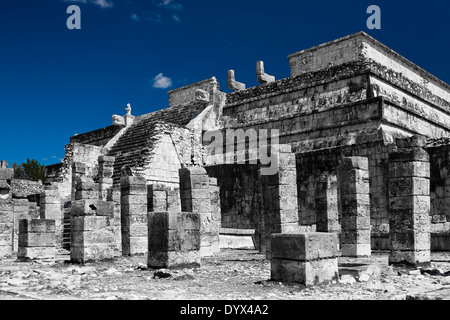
98, 156, 115, 201
271, 233, 339, 285
18, 219, 55, 261
71, 162, 86, 203
120, 176, 148, 256
13, 196, 31, 252
109, 188, 122, 257
260, 145, 299, 259
337, 157, 371, 257
71, 176, 115, 263
179, 167, 220, 257
389, 138, 430, 265
315, 174, 340, 233
40, 186, 62, 248
148, 211, 201, 268
148, 184, 168, 212
71, 216, 115, 263
0, 161, 14, 258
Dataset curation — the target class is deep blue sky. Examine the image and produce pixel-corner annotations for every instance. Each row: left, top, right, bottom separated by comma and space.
0, 0, 449, 166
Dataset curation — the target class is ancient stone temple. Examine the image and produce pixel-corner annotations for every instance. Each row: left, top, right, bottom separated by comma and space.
38, 31, 449, 270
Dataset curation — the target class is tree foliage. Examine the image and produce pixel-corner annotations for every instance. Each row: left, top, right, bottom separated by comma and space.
12, 159, 46, 182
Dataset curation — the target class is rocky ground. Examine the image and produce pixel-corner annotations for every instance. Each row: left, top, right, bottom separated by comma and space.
0, 249, 450, 300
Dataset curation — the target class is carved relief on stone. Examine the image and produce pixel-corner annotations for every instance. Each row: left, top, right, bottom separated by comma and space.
228, 70, 246, 92
256, 61, 275, 84
112, 114, 125, 126
195, 89, 210, 104
121, 165, 133, 177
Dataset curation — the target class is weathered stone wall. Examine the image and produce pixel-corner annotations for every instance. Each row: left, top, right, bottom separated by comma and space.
288, 32, 450, 105
70, 126, 122, 147
297, 140, 395, 250
168, 77, 219, 108
205, 165, 262, 230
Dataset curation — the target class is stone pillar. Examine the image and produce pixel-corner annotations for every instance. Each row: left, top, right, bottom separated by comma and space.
315, 174, 340, 233
148, 211, 201, 268
18, 219, 55, 261
98, 156, 115, 201
179, 167, 220, 257
337, 157, 371, 257
120, 176, 147, 256
0, 161, 14, 258
148, 184, 168, 212
388, 137, 430, 265
260, 145, 299, 259
271, 233, 339, 285
209, 177, 221, 253
109, 188, 122, 257
13, 193, 31, 252
40, 185, 62, 248
71, 216, 115, 263
71, 177, 115, 263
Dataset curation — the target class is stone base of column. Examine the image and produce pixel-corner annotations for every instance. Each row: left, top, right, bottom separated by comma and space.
71, 216, 115, 263
18, 219, 56, 262
270, 233, 339, 286
148, 211, 201, 269
389, 250, 431, 266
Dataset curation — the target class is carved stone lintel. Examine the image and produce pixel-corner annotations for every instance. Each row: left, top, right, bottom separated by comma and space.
256, 61, 275, 84
228, 70, 246, 92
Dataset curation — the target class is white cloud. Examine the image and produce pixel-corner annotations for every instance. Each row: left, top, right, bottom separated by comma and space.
91, 0, 114, 8
152, 73, 172, 89
172, 14, 180, 22
159, 0, 183, 11
131, 13, 140, 21
62, 0, 113, 9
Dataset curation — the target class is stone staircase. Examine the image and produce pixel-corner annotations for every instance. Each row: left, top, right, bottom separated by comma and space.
107, 102, 205, 185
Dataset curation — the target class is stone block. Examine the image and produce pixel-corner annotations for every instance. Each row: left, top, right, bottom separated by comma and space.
271, 233, 338, 261
389, 177, 430, 197
120, 176, 146, 188
71, 216, 110, 232
148, 250, 201, 269
0, 168, 14, 181
389, 148, 429, 163
19, 232, 55, 247
18, 247, 55, 261
271, 257, 339, 285
338, 157, 369, 171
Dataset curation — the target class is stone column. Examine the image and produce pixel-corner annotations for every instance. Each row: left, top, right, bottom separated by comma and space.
337, 157, 371, 257
13, 193, 30, 252
315, 174, 340, 233
148, 211, 201, 269
0, 161, 14, 258
109, 188, 122, 257
179, 167, 220, 257
18, 219, 55, 261
260, 145, 299, 259
120, 176, 147, 256
148, 184, 168, 212
71, 162, 86, 203
98, 156, 115, 201
71, 177, 115, 263
389, 137, 430, 265
209, 177, 221, 254
40, 185, 62, 248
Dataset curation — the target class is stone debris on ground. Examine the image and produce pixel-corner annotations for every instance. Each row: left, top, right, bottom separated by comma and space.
1, 250, 450, 300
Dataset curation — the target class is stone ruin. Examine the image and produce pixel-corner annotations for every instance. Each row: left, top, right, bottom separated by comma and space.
2, 31, 450, 286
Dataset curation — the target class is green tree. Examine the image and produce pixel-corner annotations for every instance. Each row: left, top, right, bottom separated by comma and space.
12, 159, 46, 182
